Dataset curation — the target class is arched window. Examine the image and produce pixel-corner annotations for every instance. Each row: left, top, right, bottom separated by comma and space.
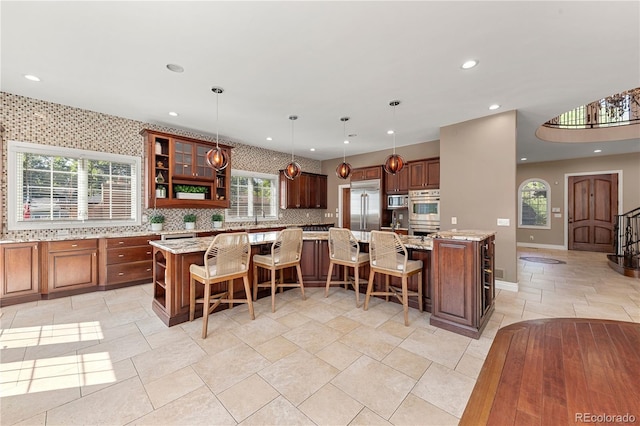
518, 179, 551, 229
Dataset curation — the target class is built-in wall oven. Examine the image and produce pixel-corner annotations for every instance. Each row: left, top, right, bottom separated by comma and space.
408, 189, 440, 235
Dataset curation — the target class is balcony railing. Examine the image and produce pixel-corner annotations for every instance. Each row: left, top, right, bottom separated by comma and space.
544, 88, 640, 129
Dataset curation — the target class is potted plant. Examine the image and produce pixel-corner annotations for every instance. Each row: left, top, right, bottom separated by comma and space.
211, 213, 224, 229
149, 213, 165, 231
183, 213, 197, 230
174, 184, 209, 200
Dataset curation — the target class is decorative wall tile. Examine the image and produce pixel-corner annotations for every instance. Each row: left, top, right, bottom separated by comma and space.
1, 93, 327, 240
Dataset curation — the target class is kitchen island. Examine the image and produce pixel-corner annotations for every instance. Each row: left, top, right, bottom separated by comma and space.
149, 229, 495, 338
148, 230, 431, 326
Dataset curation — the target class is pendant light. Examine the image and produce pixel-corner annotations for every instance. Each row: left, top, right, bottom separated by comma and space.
205, 86, 228, 170
336, 116, 352, 179
383, 100, 406, 175
283, 115, 301, 180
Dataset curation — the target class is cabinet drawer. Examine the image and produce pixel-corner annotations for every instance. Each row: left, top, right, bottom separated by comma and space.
106, 235, 160, 248
106, 246, 153, 264
106, 261, 154, 285
48, 239, 97, 252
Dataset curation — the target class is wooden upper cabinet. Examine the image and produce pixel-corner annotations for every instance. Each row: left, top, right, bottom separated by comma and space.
385, 166, 409, 194
279, 171, 328, 209
350, 166, 382, 181
408, 158, 440, 189
143, 130, 231, 209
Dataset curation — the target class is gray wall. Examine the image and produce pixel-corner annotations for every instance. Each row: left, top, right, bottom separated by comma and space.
516, 152, 640, 247
440, 111, 518, 283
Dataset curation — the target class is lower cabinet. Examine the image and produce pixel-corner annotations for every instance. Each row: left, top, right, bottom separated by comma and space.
300, 240, 340, 284
430, 236, 495, 339
41, 239, 98, 297
0, 242, 40, 306
98, 235, 160, 288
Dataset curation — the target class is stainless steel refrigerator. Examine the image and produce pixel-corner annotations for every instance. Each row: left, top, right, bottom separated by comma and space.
350, 179, 381, 232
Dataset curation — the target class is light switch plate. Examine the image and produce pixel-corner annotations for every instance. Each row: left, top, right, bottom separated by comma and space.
451, 217, 457, 225
497, 218, 510, 226
552, 207, 561, 213
554, 213, 562, 218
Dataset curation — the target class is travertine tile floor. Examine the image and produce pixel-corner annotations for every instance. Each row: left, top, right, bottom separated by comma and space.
1, 248, 638, 425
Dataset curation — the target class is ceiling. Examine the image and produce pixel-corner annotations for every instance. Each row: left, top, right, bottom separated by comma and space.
2, 1, 639, 164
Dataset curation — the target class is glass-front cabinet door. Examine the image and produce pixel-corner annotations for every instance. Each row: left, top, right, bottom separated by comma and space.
173, 140, 194, 178
195, 144, 215, 179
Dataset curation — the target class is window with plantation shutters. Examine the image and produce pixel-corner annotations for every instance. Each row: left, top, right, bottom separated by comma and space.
7, 141, 140, 230
227, 170, 278, 222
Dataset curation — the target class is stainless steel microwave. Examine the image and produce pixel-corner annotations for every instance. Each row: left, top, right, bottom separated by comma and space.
387, 194, 408, 209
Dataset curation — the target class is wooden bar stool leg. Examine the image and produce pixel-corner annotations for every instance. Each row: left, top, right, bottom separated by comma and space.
354, 265, 360, 307
418, 271, 423, 312
402, 276, 409, 326
228, 279, 234, 310
189, 276, 196, 321
270, 268, 277, 313
324, 261, 334, 297
385, 275, 390, 302
243, 275, 255, 320
343, 265, 348, 290
364, 270, 375, 311
296, 264, 305, 300
202, 281, 211, 339
253, 263, 259, 301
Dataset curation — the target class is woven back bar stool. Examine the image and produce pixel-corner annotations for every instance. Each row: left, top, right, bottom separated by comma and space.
189, 232, 254, 338
365, 230, 423, 326
252, 228, 305, 312
324, 227, 369, 306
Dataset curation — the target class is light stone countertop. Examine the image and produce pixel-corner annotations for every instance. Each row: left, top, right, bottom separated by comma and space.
432, 230, 497, 241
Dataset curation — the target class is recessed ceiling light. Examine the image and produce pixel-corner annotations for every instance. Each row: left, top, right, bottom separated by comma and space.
168, 111, 178, 117
461, 59, 479, 69
489, 104, 501, 110
344, 140, 349, 144
594, 149, 602, 153
310, 148, 315, 152
266, 137, 272, 141
387, 130, 394, 135
166, 64, 184, 73
24, 74, 40, 82
520, 157, 528, 161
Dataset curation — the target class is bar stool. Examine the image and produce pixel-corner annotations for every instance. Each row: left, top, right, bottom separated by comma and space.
253, 228, 305, 312
364, 230, 423, 326
324, 227, 369, 306
189, 232, 254, 338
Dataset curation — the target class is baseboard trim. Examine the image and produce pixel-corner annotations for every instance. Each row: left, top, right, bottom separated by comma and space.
517, 242, 567, 250
496, 279, 518, 292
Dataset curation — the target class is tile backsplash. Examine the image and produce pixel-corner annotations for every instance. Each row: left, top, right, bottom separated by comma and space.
1, 92, 327, 240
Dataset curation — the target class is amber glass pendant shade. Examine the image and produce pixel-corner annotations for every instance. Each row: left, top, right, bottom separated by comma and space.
384, 153, 405, 175
205, 147, 228, 170
336, 161, 352, 179
284, 161, 301, 180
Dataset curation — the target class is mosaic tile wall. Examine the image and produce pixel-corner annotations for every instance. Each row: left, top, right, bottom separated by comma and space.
0, 92, 327, 240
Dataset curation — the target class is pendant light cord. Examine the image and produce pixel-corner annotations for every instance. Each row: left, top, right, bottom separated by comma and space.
343, 119, 347, 162
215, 91, 220, 149
290, 117, 295, 162
392, 103, 397, 155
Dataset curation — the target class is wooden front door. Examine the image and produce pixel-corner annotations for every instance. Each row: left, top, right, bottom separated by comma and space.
568, 173, 618, 252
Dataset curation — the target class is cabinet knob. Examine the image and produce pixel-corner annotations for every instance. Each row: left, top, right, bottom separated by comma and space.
118, 241, 125, 245
146, 251, 151, 255
118, 254, 125, 258
71, 244, 78, 247
118, 272, 125, 276
146, 268, 151, 272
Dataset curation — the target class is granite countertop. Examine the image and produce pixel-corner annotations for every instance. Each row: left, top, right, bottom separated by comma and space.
0, 222, 333, 244
432, 230, 496, 241
149, 230, 436, 255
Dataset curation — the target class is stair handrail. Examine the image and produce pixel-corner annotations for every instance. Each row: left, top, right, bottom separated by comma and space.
613, 207, 640, 263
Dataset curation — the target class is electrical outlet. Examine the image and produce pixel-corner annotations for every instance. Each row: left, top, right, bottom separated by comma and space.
530, 235, 534, 240
56, 229, 69, 236
497, 218, 510, 226
451, 217, 457, 225
398, 214, 403, 220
